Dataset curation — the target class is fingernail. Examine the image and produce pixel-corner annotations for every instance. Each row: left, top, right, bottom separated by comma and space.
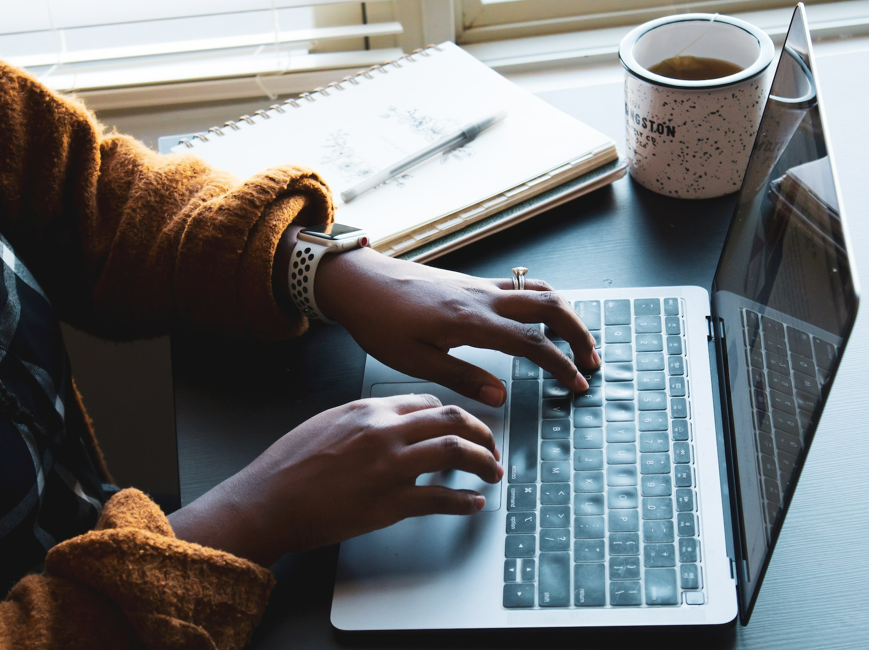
575, 371, 589, 392
474, 495, 486, 511
592, 349, 601, 366
494, 446, 502, 463
495, 463, 504, 479
479, 384, 505, 407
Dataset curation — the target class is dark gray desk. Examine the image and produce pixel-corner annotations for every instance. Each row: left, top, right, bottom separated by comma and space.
172, 49, 869, 649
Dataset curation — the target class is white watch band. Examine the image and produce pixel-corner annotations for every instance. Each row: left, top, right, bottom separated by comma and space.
288, 241, 336, 324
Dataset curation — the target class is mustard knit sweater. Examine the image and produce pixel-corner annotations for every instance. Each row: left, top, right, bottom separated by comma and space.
0, 60, 334, 649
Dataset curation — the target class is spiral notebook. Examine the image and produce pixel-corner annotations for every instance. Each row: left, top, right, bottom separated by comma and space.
170, 42, 623, 260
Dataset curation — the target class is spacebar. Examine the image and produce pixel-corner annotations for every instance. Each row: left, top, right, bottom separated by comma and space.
508, 379, 539, 483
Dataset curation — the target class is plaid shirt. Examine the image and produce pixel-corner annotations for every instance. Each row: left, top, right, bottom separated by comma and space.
0, 233, 115, 595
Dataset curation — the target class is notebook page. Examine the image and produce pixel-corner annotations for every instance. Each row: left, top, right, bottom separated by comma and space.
172, 43, 612, 244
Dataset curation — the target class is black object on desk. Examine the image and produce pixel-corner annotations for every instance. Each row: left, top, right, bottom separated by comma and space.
173, 60, 869, 649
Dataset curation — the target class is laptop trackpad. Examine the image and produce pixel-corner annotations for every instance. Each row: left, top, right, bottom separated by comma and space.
369, 382, 505, 511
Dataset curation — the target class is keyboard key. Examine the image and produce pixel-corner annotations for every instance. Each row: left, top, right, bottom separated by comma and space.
574, 387, 603, 408
507, 484, 537, 511
681, 563, 701, 589
610, 581, 642, 606
763, 337, 788, 359
574, 564, 606, 606
505, 559, 518, 582
503, 584, 535, 608
754, 389, 769, 412
541, 439, 571, 461
643, 520, 675, 543
573, 471, 604, 493
606, 382, 635, 401
605, 402, 636, 422
669, 376, 687, 397
608, 488, 638, 509
775, 430, 801, 455
670, 398, 688, 419
608, 532, 640, 555
644, 543, 676, 567
637, 372, 666, 391
637, 353, 665, 371
643, 497, 673, 520
506, 512, 537, 534
585, 370, 603, 387
773, 411, 799, 437
641, 453, 671, 475
542, 419, 571, 439
671, 420, 689, 441
784, 326, 812, 358
574, 428, 603, 449
634, 298, 661, 316
664, 298, 679, 315
667, 356, 685, 376
540, 529, 571, 552
664, 316, 681, 335
542, 460, 571, 482
542, 379, 570, 399
522, 558, 536, 582
638, 391, 667, 411
642, 474, 672, 497
574, 493, 604, 516
575, 300, 601, 330
813, 337, 836, 371
606, 465, 638, 487
606, 443, 637, 465
512, 357, 539, 380
605, 326, 632, 344
606, 423, 637, 443
679, 538, 699, 563
604, 363, 634, 382
636, 334, 664, 352
749, 345, 764, 369
575, 539, 605, 561
767, 371, 793, 395
762, 316, 785, 340
574, 516, 605, 539
674, 466, 693, 487
673, 441, 691, 463
760, 454, 777, 480
636, 316, 662, 333
791, 353, 816, 379
794, 373, 819, 397
638, 412, 668, 432
542, 397, 571, 419
541, 506, 571, 528
610, 556, 641, 580
639, 431, 669, 453
505, 534, 536, 557
645, 568, 679, 605
765, 351, 790, 376
744, 309, 760, 330
604, 300, 631, 326
777, 450, 798, 478
540, 483, 571, 505
604, 344, 633, 363
539, 552, 571, 606
508, 380, 539, 483
574, 450, 604, 471
574, 408, 603, 428
764, 479, 781, 503
666, 336, 683, 355
675, 488, 694, 512
751, 368, 766, 391
677, 512, 696, 536
770, 391, 796, 415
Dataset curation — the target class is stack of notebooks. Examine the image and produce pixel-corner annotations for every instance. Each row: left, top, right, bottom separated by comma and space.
170, 42, 625, 261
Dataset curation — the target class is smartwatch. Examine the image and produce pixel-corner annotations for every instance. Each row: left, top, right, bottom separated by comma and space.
289, 223, 369, 323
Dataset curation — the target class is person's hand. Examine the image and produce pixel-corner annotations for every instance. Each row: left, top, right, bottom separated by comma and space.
316, 247, 600, 407
168, 394, 502, 567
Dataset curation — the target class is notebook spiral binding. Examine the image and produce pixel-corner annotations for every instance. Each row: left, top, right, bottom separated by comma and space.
178, 44, 443, 148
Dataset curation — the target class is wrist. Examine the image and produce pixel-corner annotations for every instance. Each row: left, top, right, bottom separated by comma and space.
316, 245, 381, 322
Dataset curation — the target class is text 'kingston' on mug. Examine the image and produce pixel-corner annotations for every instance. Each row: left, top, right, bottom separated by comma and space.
619, 14, 775, 199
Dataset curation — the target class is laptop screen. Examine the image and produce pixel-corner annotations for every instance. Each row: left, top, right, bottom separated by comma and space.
710, 4, 860, 622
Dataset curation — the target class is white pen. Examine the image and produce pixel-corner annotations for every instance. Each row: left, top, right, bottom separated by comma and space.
340, 110, 508, 203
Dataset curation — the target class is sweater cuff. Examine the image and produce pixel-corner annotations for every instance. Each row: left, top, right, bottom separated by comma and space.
45, 489, 275, 650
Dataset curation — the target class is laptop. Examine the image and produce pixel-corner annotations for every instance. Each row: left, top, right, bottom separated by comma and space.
331, 4, 860, 629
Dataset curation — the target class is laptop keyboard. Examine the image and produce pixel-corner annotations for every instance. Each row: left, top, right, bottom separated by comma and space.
742, 309, 836, 538
503, 297, 704, 608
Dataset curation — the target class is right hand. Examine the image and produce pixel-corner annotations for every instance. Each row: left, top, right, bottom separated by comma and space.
168, 394, 502, 567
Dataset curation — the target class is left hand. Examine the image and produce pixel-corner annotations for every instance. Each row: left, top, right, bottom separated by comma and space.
315, 247, 600, 407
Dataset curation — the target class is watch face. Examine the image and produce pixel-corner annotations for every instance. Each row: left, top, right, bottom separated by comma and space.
300, 223, 363, 240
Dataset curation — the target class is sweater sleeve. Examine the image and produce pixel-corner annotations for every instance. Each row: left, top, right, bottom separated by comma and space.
0, 60, 334, 341
0, 489, 275, 650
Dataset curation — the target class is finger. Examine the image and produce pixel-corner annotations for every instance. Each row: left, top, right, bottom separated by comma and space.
401, 344, 508, 408
402, 433, 503, 484
495, 289, 600, 371
490, 277, 554, 292
368, 392, 443, 415
400, 404, 499, 460
398, 486, 486, 518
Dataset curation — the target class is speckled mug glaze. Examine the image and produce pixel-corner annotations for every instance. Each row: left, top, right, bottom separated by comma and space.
620, 14, 775, 199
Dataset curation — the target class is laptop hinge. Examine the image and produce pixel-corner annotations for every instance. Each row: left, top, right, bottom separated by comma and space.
706, 315, 715, 341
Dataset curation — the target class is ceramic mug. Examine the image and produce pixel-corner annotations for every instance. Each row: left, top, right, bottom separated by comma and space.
619, 14, 775, 199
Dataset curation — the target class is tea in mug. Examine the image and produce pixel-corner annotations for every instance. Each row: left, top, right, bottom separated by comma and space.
648, 55, 744, 80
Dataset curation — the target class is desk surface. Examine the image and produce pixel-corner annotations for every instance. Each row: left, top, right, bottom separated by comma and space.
172, 49, 869, 649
